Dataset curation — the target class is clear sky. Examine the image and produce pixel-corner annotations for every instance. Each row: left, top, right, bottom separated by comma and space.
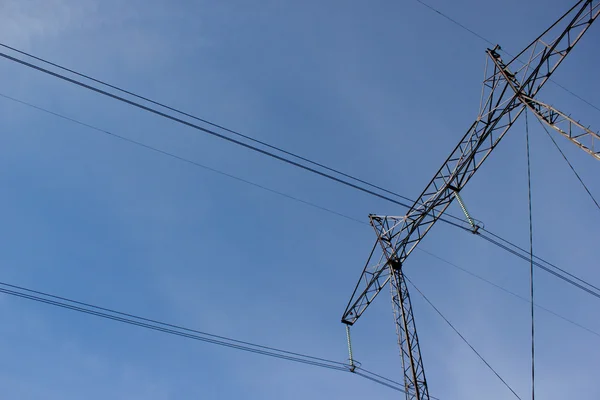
0, 0, 598, 399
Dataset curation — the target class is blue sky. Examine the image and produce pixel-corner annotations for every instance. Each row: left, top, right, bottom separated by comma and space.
0, 0, 598, 398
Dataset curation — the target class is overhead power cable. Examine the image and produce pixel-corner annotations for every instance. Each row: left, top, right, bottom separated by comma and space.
0, 42, 422, 210
0, 281, 346, 368
534, 115, 600, 212
412, 0, 600, 114
353, 367, 440, 399
406, 276, 522, 400
0, 99, 595, 399
480, 228, 600, 295
4, 46, 597, 294
1, 48, 597, 301
477, 232, 600, 300
353, 370, 407, 393
0, 48, 475, 230
0, 280, 417, 395
6, 87, 597, 339
525, 110, 536, 400
0, 49, 475, 231
1, 15, 597, 279
2, 90, 599, 308
0, 92, 364, 226
414, 0, 494, 46
418, 248, 600, 339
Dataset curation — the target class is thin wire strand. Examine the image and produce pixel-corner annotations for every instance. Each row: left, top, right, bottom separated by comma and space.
353, 371, 407, 394
0, 43, 402, 204
477, 232, 600, 300
0, 41, 467, 228
355, 366, 446, 400
0, 87, 472, 230
0, 286, 347, 370
3, 91, 600, 306
534, 114, 600, 212
5, 92, 598, 344
0, 25, 593, 397
0, 92, 366, 225
0, 95, 594, 400
4, 46, 598, 294
0, 43, 491, 231
354, 367, 412, 395
414, 0, 494, 45
3, 46, 597, 298
354, 369, 445, 398
546, 80, 600, 114
0, 51, 478, 227
481, 227, 600, 294
405, 276, 522, 400
417, 247, 600, 338
413, 0, 600, 114
0, 280, 346, 366
525, 110, 535, 400
0, 10, 595, 235
0, 282, 418, 395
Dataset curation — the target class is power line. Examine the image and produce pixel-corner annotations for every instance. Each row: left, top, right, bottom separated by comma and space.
0, 47, 559, 256
353, 371, 407, 394
414, 0, 494, 46
0, 12, 596, 286
0, 93, 563, 400
6, 85, 597, 338
0, 13, 595, 397
0, 280, 414, 395
405, 276, 522, 400
544, 80, 600, 115
480, 228, 600, 295
525, 110, 535, 400
0, 98, 594, 399
352, 368, 441, 399
3, 90, 599, 308
4, 46, 597, 298
0, 48, 476, 231
0, 42, 426, 211
0, 48, 472, 226
418, 248, 600, 339
413, 0, 600, 114
477, 231, 600, 300
1, 47, 597, 305
0, 92, 364, 226
0, 281, 346, 368
535, 115, 600, 212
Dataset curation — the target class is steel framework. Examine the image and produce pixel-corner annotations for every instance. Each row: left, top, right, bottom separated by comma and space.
341, 2, 599, 399
523, 97, 600, 160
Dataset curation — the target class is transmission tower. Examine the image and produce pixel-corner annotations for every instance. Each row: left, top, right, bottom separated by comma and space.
341, 2, 599, 399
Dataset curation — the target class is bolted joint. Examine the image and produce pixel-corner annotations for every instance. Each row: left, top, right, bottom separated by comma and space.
388, 257, 402, 271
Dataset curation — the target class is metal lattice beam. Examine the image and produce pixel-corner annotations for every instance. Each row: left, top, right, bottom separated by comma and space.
341, 2, 599, 399
342, 0, 599, 327
524, 97, 600, 160
390, 265, 428, 400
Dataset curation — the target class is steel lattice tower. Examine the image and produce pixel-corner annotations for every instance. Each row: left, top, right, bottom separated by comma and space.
341, 2, 600, 399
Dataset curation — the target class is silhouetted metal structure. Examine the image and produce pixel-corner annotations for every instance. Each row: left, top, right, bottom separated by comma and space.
342, 2, 599, 399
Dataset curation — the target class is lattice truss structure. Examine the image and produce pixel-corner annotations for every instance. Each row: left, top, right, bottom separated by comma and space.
341, 2, 600, 399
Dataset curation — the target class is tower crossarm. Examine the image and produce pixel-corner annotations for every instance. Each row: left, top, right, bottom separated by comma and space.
341, 0, 599, 326
522, 97, 600, 161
